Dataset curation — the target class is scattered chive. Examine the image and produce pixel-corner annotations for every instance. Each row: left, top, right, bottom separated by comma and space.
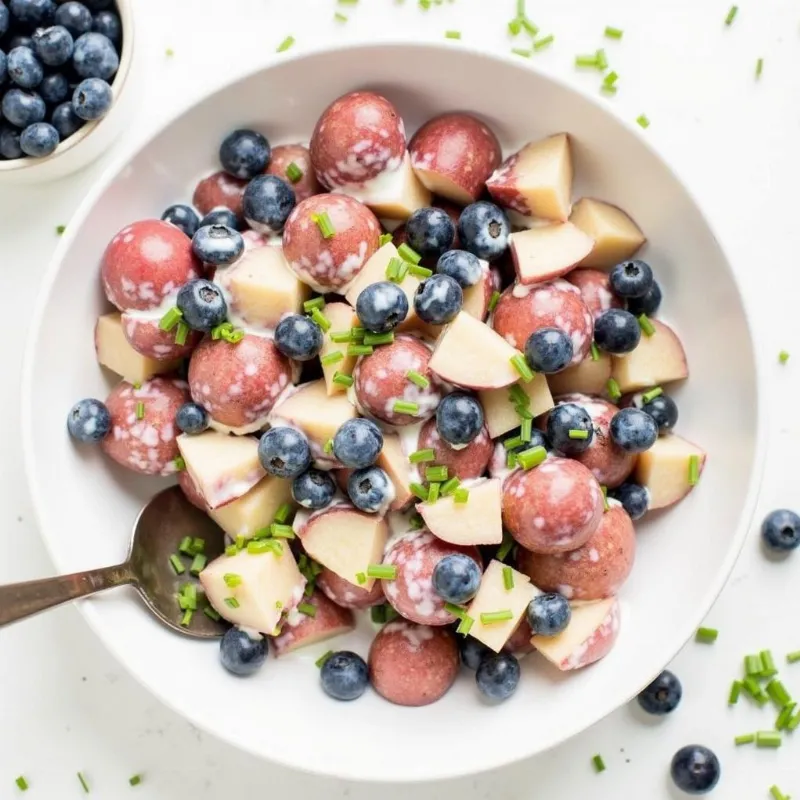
508, 18, 522, 36
601, 485, 609, 512
180, 609, 194, 627
504, 436, 524, 450
510, 354, 534, 382
310, 307, 331, 332
363, 331, 394, 346
350, 326, 366, 339
601, 84, 618, 96
410, 482, 429, 501
606, 378, 622, 401
766, 679, 792, 708
235, 534, 246, 550
323, 438, 334, 454
332, 372, 354, 388
511, 47, 532, 58
787, 650, 800, 664
595, 48, 608, 70
165, 47, 174, 57
533, 34, 554, 50
480, 610, 514, 625
329, 330, 352, 344
756, 731, 782, 748
743, 676, 769, 705
408, 264, 433, 278
224, 597, 240, 609
397, 243, 421, 264
321, 350, 344, 366
777, 349, 791, 365
506, 451, 517, 469
367, 564, 397, 580
173, 455, 186, 471
406, 369, 430, 389
355, 572, 367, 585
393, 399, 420, 415
444, 602, 465, 619
575, 54, 599, 68
285, 162, 304, 183
642, 386, 663, 403
456, 614, 474, 635
445, 30, 462, 39
636, 114, 650, 129
454, 487, 469, 503
517, 445, 547, 470
190, 537, 205, 555
132, 382, 141, 390
174, 321, 190, 346
729, 680, 742, 705
312, 211, 336, 239
496, 531, 515, 562
788, 710, 800, 731
419, 0, 431, 8
303, 296, 325, 312
298, 602, 317, 617
734, 733, 755, 745
761, 649, 778, 677
269, 523, 295, 539
409, 512, 424, 530
190, 554, 207, 576
334, 11, 348, 22
592, 754, 606, 773
169, 554, 186, 575
204, 606, 221, 621
590, 342, 600, 361
488, 290, 500, 312
440, 477, 461, 496
502, 565, 514, 591
695, 626, 718, 644
520, 418, 533, 442
135, 401, 145, 420
520, 18, 538, 36
604, 26, 623, 39
427, 482, 441, 503
638, 314, 655, 335
224, 544, 238, 557
508, 384, 529, 407
745, 654, 763, 676
347, 344, 374, 357
56, 224, 66, 235
516, 0, 525, 15
178, 536, 193, 555
568, 429, 589, 440
316, 650, 334, 668
274, 503, 292, 524
223, 573, 242, 588
158, 306, 183, 331
385, 257, 403, 282
371, 604, 386, 624
379, 232, 393, 247
129, 774, 143, 787
770, 787, 790, 800
688, 455, 700, 486
15, 776, 29, 791
77, 772, 90, 793
776, 702, 796, 730
756, 58, 764, 79
425, 465, 448, 483
276, 35, 295, 52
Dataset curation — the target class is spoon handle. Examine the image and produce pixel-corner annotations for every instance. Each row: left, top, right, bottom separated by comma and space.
0, 563, 133, 627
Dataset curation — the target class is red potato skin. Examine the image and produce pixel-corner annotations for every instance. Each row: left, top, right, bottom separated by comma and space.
178, 468, 208, 511
566, 268, 623, 320
503, 457, 604, 554
417, 417, 492, 480
272, 589, 355, 656
369, 619, 459, 707
101, 377, 189, 476
504, 617, 535, 657
317, 566, 385, 610
383, 531, 481, 626
517, 506, 636, 601
192, 171, 247, 219
353, 334, 443, 426
485, 151, 532, 216
121, 313, 200, 361
266, 144, 322, 203
101, 220, 202, 313
188, 334, 292, 429
492, 279, 594, 365
282, 194, 381, 292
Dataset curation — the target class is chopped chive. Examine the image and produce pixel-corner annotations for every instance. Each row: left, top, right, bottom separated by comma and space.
480, 610, 513, 625
379, 232, 393, 247
385, 257, 405, 282
180, 608, 194, 626
488, 290, 500, 312
601, 485, 609, 511
174, 320, 190, 346
269, 523, 295, 539
355, 572, 367, 585
224, 544, 238, 557
419, 0, 431, 7
223, 326, 244, 344
504, 436, 524, 451
444, 602, 466, 619
158, 306, 183, 331
595, 48, 608, 70
367, 564, 397, 580
496, 531, 515, 562
502, 565, 514, 591
636, 115, 651, 130
776, 702, 796, 730
303, 582, 314, 597
320, 350, 344, 367
440, 477, 461, 496
688, 455, 700, 486
371, 604, 387, 624
516, 0, 525, 15
606, 378, 622, 401
319, 439, 332, 456
310, 307, 331, 332
756, 731, 782, 748
533, 34, 554, 50
445, 30, 462, 39
770, 787, 790, 800
508, 18, 522, 36
695, 626, 718, 644
169, 554, 186, 575
575, 54, 599, 68
406, 369, 430, 389
506, 451, 517, 469
410, 482, 429, 501
334, 11, 348, 22
298, 602, 317, 617
408, 264, 433, 278
761, 649, 778, 676
350, 326, 366, 339
393, 399, 420, 415
427, 482, 441, 503
235, 535, 246, 550
508, 384, 529, 408
15, 776, 29, 791
274, 503, 292, 524
743, 676, 769, 705
303, 296, 325, 312
745, 654, 763, 675
511, 48, 532, 58
223, 573, 242, 588
178, 536, 193, 555
190, 537, 205, 554
788, 709, 800, 731
638, 314, 655, 335
204, 606, 221, 621
604, 26, 623, 39
734, 733, 755, 745
787, 650, 800, 664
316, 650, 334, 668
766, 679, 792, 708
329, 330, 352, 343
601, 83, 618, 96
347, 344, 374, 357
363, 331, 394, 346
425, 465, 448, 483
190, 554, 207, 576
285, 161, 304, 183
409, 512, 424, 530
517, 445, 547, 470
224, 597, 240, 609
276, 35, 295, 52
397, 243, 421, 264
756, 58, 764, 78
129, 774, 143, 787
779, 350, 790, 364
77, 772, 90, 793
592, 754, 606, 773
520, 418, 533, 442
454, 487, 469, 503
456, 614, 474, 635
135, 400, 145, 420
332, 372, 354, 388
520, 18, 538, 36
642, 386, 663, 403
568, 429, 589, 440
312, 211, 336, 239
590, 342, 600, 361
56, 224, 66, 235
729, 680, 742, 705
510, 354, 534, 382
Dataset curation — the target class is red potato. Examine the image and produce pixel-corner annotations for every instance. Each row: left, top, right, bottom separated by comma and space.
504, 617, 535, 657
266, 144, 322, 203
317, 566, 385, 610
282, 194, 381, 292
121, 313, 200, 361
101, 377, 189, 476
492, 279, 593, 365
516, 505, 636, 601
101, 219, 202, 312
416, 417, 492, 480
192, 170, 247, 219
409, 113, 501, 206
178, 468, 208, 511
310, 91, 406, 189
272, 589, 355, 656
188, 334, 292, 430
503, 456, 604, 554
369, 619, 459, 707
383, 531, 481, 626
352, 334, 443, 426
566, 268, 623, 320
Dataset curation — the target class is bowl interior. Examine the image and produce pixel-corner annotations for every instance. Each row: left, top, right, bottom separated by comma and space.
23, 44, 760, 782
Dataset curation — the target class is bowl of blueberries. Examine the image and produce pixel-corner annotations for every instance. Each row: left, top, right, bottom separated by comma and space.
0, 0, 134, 183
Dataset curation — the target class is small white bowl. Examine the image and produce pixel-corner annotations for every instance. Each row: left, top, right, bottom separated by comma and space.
0, 0, 136, 185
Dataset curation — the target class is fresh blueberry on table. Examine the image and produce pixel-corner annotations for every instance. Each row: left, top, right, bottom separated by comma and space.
161, 203, 200, 237
0, 125, 23, 159
610, 408, 658, 453
414, 273, 463, 325
191, 223, 244, 267
175, 402, 209, 435
176, 278, 227, 331
273, 313, 323, 361
38, 71, 69, 104
199, 206, 241, 230
219, 628, 267, 677
71, 76, 111, 119
405, 207, 456, 259
524, 327, 574, 374
2, 87, 45, 127
627, 279, 662, 316
610, 259, 654, 299
641, 392, 678, 434
292, 468, 336, 510
475, 652, 520, 702
54, 2, 93, 37
347, 466, 392, 513
526, 592, 571, 636
91, 9, 120, 43
258, 427, 312, 479
72, 31, 118, 79
436, 249, 482, 288
0, 3, 9, 36
33, 25, 74, 66
219, 128, 271, 180
761, 509, 800, 552
459, 637, 492, 670
51, 100, 83, 138
332, 418, 383, 469
609, 482, 649, 521
436, 392, 484, 446
320, 651, 369, 701
9, 0, 56, 30
7, 45, 43, 88
546, 402, 594, 455
356, 281, 409, 333
242, 174, 295, 234
66, 397, 110, 443
457, 201, 510, 262
593, 308, 642, 355
431, 553, 482, 604
19, 120, 58, 156
670, 745, 720, 795
637, 669, 682, 715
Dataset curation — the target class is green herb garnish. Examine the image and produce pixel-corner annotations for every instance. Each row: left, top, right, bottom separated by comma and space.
298, 602, 317, 617
313, 211, 336, 239
379, 232, 393, 247
367, 564, 397, 580
406, 369, 430, 388
604, 26, 623, 39
725, 6, 738, 25
347, 344, 374, 357
393, 400, 420, 415
425, 465, 448, 483
397, 243, 421, 264
427, 482, 440, 503
204, 606, 221, 621
190, 554, 207, 576
695, 626, 718, 644
454, 487, 469, 503
410, 482, 429, 501
169, 554, 186, 575
276, 35, 295, 53
517, 445, 547, 470
606, 378, 622, 401
321, 350, 344, 367
332, 372, 354, 388
480, 610, 513, 625
756, 731, 782, 748
734, 733, 755, 745
729, 680, 742, 705
77, 773, 90, 793
688, 454, 700, 486
636, 114, 650, 129
303, 296, 325, 312
592, 754, 606, 773
533, 34, 554, 50
445, 30, 462, 39
285, 162, 303, 182
15, 776, 29, 791
502, 565, 514, 591
363, 331, 394, 346
488, 290, 500, 312
568, 429, 589, 440
638, 314, 655, 335
316, 650, 334, 668
510, 354, 534, 382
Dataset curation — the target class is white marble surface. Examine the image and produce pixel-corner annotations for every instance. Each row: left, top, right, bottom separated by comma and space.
1, 0, 799, 796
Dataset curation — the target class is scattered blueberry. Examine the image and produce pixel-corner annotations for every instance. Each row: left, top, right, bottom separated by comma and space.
0, 124, 23, 159
609, 408, 658, 453
355, 281, 409, 333
33, 25, 73, 66
459, 637, 492, 670
54, 2, 93, 37
175, 402, 209, 435
609, 482, 649, 521
199, 206, 241, 230
66, 397, 110, 442
627, 280, 662, 317
273, 313, 323, 361
0, 3, 9, 36
670, 745, 720, 795
242, 174, 295, 234
526, 592, 571, 636
332, 418, 383, 469
219, 128, 270, 180
9, 0, 56, 30
641, 392, 678, 434
176, 278, 227, 331
161, 203, 200, 237
320, 651, 369, 701
19, 120, 58, 156
414, 273, 463, 325
610, 259, 654, 299
525, 327, 573, 374
347, 466, 392, 513
436, 392, 484, 446
71, 76, 111, 120
431, 553, 482, 604
7, 45, 42, 88
2, 87, 45, 127
258, 427, 312, 479
593, 308, 642, 355
546, 402, 594, 455
72, 31, 117, 79
405, 207, 456, 259
51, 100, 83, 138
38, 71, 69, 104
0, 49, 7, 85
638, 670, 682, 715
457, 201, 510, 262
292, 468, 336, 510
91, 9, 120, 43
436, 249, 482, 288
219, 628, 268, 677
191, 224, 244, 267
761, 509, 800, 552
475, 652, 520, 701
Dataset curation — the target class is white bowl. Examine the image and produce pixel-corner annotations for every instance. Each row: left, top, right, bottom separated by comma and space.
0, 0, 136, 185
22, 43, 764, 782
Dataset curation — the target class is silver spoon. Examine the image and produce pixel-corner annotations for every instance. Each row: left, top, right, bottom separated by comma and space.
0, 486, 228, 639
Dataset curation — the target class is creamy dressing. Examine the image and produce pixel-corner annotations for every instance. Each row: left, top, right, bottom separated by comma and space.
332, 153, 407, 206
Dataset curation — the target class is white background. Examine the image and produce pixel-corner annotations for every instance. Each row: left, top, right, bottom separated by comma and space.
1, 0, 799, 797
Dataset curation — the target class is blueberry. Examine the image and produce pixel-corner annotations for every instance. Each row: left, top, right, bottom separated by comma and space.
19, 120, 57, 155
91, 9, 120, 43
38, 71, 69, 103
292, 468, 336, 510
0, 124, 22, 158
505, 427, 551, 455
219, 627, 268, 677
258, 426, 311, 478
641, 392, 678, 433
610, 259, 653, 298
609, 482, 649, 521
436, 392, 483, 446
355, 281, 409, 334
436, 249, 482, 288
2, 87, 44, 126
627, 280, 662, 317
457, 201, 510, 262
475, 652, 520, 701
72, 31, 117, 79
609, 408, 658, 453
176, 278, 227, 331
593, 308, 641, 355
637, 669, 682, 715
761, 509, 800, 552
7, 45, 42, 87
526, 592, 571, 636
347, 466, 392, 513
431, 553, 482, 604
66, 397, 110, 442
161, 203, 199, 237
273, 313, 323, 361
459, 637, 492, 670
175, 402, 209, 435
670, 745, 720, 795
199, 206, 241, 230
33, 25, 73, 66
71, 76, 111, 119
332, 418, 383, 469
320, 651, 369, 701
0, 49, 6, 85
524, 327, 573, 374
191, 224, 244, 267
219, 128, 270, 180
9, 0, 55, 29
50, 100, 82, 138
405, 207, 456, 259
546, 402, 594, 455
81, 0, 113, 10
0, 3, 8, 36
54, 2, 93, 37
414, 273, 462, 325
242, 174, 295, 234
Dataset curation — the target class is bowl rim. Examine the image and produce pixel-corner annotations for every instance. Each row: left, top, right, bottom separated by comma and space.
20, 39, 767, 781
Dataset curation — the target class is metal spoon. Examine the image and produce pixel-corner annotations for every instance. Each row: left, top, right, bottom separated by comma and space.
0, 486, 228, 638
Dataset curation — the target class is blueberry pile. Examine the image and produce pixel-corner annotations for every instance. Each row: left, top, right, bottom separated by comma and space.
0, 0, 122, 160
